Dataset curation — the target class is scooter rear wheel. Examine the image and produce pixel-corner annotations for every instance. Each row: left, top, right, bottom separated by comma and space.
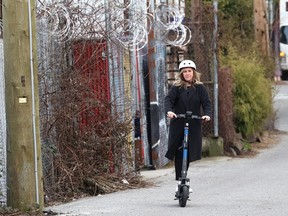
179, 185, 189, 207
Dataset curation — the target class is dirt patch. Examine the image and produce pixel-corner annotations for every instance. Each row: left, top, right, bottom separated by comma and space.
0, 209, 44, 216
237, 130, 287, 158
274, 80, 288, 85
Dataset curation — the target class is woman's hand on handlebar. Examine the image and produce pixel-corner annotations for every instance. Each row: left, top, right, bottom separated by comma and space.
202, 115, 211, 122
167, 111, 177, 119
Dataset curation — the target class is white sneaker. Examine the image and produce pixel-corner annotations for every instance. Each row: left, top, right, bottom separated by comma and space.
189, 187, 193, 193
186, 180, 193, 193
175, 180, 181, 192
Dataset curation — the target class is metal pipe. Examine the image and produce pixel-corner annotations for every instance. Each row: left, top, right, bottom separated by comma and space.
213, 0, 219, 137
27, 0, 40, 205
104, 0, 114, 114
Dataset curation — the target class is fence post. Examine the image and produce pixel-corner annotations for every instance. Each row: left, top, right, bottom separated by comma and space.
213, 0, 219, 137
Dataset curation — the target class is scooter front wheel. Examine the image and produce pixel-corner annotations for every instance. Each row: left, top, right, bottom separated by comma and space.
179, 185, 189, 207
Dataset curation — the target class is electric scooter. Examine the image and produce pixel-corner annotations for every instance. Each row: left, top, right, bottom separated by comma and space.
174, 111, 202, 207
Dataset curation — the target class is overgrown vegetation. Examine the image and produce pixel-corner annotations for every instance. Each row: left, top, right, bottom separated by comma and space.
38, 40, 149, 204
217, 0, 274, 139
221, 44, 273, 137
36, 2, 148, 204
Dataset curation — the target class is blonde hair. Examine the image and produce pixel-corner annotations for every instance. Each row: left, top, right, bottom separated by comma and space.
173, 69, 202, 88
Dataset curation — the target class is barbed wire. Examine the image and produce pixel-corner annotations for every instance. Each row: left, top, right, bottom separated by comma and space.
36, 0, 191, 49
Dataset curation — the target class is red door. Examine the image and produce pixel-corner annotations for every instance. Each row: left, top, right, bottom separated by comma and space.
73, 40, 110, 128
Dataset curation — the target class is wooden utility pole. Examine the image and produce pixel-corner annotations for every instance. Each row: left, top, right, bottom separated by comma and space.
3, 0, 44, 210
254, 0, 270, 56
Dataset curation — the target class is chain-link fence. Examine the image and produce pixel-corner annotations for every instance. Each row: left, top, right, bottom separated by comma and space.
166, 3, 216, 137
36, 1, 144, 202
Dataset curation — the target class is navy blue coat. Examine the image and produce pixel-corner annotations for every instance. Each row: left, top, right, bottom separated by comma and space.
164, 84, 212, 162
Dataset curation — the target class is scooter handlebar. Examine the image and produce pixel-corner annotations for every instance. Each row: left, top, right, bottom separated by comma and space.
175, 114, 202, 120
